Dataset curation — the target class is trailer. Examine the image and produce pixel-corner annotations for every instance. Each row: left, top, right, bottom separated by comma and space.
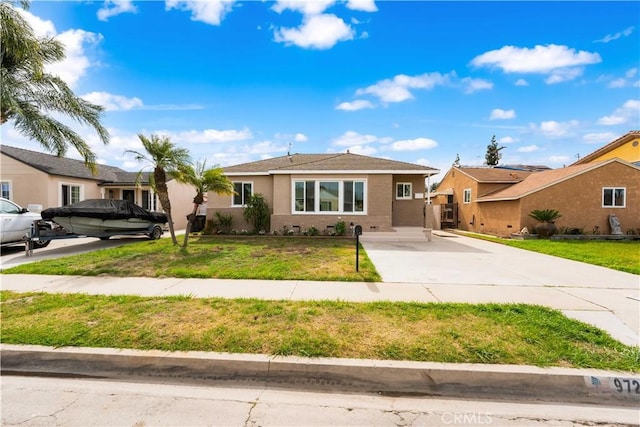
25, 220, 164, 256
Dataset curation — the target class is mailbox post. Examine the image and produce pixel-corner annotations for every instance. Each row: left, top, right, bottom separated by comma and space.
354, 225, 362, 272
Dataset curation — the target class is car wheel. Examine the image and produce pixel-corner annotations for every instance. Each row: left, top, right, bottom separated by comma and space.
149, 225, 162, 240
99, 236, 110, 241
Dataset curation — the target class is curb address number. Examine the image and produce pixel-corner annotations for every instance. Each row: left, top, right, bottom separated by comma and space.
613, 378, 640, 394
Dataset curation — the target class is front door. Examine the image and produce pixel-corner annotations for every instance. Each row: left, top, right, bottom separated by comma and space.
122, 190, 135, 204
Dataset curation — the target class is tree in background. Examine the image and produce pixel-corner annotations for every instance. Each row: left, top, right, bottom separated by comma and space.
484, 135, 505, 167
126, 134, 191, 245
0, 0, 108, 173
178, 160, 234, 248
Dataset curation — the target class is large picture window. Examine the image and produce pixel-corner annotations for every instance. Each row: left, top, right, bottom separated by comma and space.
293, 180, 366, 214
233, 182, 253, 206
396, 182, 412, 199
142, 190, 158, 211
603, 187, 625, 208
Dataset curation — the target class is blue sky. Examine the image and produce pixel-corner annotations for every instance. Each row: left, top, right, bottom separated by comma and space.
3, 0, 639, 178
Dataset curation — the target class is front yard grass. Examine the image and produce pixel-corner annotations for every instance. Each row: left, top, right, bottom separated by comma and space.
2, 291, 638, 372
459, 233, 640, 275
2, 236, 380, 282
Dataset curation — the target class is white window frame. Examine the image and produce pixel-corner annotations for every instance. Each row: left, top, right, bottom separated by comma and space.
1, 180, 12, 199
396, 182, 412, 200
59, 182, 83, 206
142, 189, 159, 211
463, 188, 472, 204
291, 179, 367, 215
602, 187, 626, 208
232, 181, 253, 207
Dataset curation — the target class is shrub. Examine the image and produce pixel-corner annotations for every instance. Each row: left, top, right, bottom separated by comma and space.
307, 226, 319, 236
215, 212, 233, 234
529, 209, 562, 223
334, 221, 346, 236
243, 193, 270, 233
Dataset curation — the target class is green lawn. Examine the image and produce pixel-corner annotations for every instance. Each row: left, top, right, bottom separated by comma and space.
2, 236, 380, 282
2, 291, 638, 371
460, 233, 640, 275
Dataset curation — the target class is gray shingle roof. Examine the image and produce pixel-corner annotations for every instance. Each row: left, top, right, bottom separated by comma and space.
223, 152, 439, 175
0, 145, 151, 184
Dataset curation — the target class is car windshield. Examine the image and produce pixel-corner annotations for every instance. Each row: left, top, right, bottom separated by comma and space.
0, 199, 21, 214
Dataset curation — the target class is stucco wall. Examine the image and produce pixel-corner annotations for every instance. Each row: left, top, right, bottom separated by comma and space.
392, 174, 426, 227
519, 162, 640, 235
585, 136, 640, 164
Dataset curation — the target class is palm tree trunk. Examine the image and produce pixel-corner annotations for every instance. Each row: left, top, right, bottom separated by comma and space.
155, 168, 177, 245
182, 202, 199, 248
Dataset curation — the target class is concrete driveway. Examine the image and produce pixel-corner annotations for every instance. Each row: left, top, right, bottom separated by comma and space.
360, 227, 640, 346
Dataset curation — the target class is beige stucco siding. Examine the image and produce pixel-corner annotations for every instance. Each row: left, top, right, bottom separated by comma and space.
1, 154, 51, 208
519, 162, 640, 234
392, 174, 425, 227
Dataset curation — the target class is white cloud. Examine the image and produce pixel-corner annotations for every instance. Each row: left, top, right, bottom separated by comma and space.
582, 132, 617, 144
499, 136, 517, 144
242, 140, 288, 155
594, 26, 634, 43
391, 138, 438, 151
165, 0, 236, 25
346, 0, 378, 12
332, 130, 380, 147
356, 72, 450, 103
606, 68, 639, 88
548, 155, 570, 163
335, 100, 375, 111
274, 14, 353, 49
490, 109, 516, 120
529, 120, 580, 138
608, 78, 627, 88
294, 133, 308, 142
97, 0, 137, 21
470, 45, 601, 82
515, 79, 529, 86
340, 145, 377, 156
461, 77, 493, 94
545, 67, 583, 84
81, 92, 143, 111
161, 128, 253, 144
272, 0, 336, 15
597, 99, 640, 125
517, 145, 539, 153
18, 9, 101, 89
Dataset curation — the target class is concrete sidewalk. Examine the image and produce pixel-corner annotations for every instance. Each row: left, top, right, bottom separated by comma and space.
2, 229, 638, 346
1, 228, 639, 407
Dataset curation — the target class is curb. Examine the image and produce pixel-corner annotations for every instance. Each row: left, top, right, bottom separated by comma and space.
2, 344, 639, 407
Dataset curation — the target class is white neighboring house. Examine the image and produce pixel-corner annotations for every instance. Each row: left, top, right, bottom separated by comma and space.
0, 145, 194, 230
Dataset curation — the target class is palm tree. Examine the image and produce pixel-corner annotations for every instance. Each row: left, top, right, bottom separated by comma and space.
0, 0, 109, 173
125, 134, 191, 245
178, 160, 234, 248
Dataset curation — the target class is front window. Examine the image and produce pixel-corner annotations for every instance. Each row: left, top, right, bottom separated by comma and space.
142, 190, 158, 211
233, 182, 253, 206
293, 180, 366, 214
1, 181, 10, 199
396, 183, 412, 200
603, 187, 625, 208
61, 184, 81, 205
463, 188, 472, 204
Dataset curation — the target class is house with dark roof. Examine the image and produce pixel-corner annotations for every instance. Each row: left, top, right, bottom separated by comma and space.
208, 152, 440, 233
0, 145, 194, 229
432, 132, 640, 236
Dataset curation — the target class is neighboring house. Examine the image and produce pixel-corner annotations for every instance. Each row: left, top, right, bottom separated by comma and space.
572, 130, 640, 166
433, 158, 640, 237
0, 145, 193, 229
208, 152, 439, 233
